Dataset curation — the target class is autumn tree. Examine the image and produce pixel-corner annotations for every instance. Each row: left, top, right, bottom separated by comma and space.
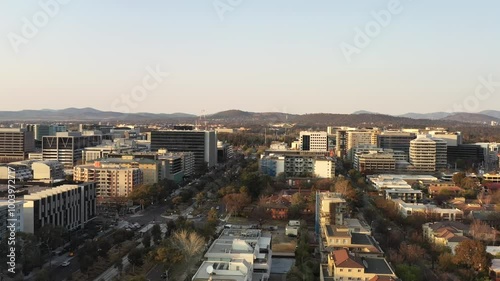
454, 240, 491, 273
223, 193, 251, 216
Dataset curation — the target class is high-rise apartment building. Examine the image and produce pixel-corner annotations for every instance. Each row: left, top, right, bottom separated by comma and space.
73, 162, 143, 199
150, 130, 217, 169
409, 135, 447, 172
0, 128, 35, 162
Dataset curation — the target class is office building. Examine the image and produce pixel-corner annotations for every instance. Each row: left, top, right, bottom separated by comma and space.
0, 128, 35, 162
32, 160, 65, 181
447, 144, 485, 169
157, 154, 184, 183
483, 173, 500, 183
429, 131, 462, 146
23, 183, 96, 233
82, 142, 135, 164
0, 164, 32, 181
299, 131, 328, 152
354, 150, 396, 173
42, 132, 102, 169
377, 131, 416, 156
26, 124, 66, 141
409, 135, 447, 172
73, 162, 143, 199
217, 141, 234, 163
150, 130, 218, 169
384, 189, 423, 203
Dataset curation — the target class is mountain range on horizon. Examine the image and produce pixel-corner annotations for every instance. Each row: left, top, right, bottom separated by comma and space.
0, 107, 499, 125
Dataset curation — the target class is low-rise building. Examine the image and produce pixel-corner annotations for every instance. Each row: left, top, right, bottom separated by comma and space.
384, 189, 423, 203
192, 259, 255, 281
323, 249, 397, 281
483, 173, 500, 183
204, 228, 272, 280
32, 160, 65, 181
393, 199, 464, 221
318, 192, 348, 226
423, 221, 470, 254
323, 225, 384, 257
0, 164, 32, 181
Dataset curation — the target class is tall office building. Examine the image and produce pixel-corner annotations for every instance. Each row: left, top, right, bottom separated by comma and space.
409, 135, 447, 172
150, 130, 217, 169
26, 124, 67, 141
299, 131, 328, 152
377, 131, 416, 156
42, 132, 102, 169
346, 130, 378, 160
0, 128, 35, 162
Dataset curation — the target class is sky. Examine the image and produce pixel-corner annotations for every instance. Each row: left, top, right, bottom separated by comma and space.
1, 0, 499, 115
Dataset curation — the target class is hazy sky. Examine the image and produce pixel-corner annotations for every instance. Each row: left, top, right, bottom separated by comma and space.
1, 0, 499, 115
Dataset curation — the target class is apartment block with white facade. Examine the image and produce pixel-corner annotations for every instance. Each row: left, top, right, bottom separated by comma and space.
409, 135, 447, 172
23, 183, 96, 233
204, 228, 272, 280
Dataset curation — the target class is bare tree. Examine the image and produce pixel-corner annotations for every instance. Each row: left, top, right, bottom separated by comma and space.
171, 230, 205, 261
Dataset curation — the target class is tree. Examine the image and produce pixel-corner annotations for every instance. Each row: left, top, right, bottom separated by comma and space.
79, 255, 93, 276
128, 249, 144, 273
223, 193, 251, 216
290, 193, 305, 207
195, 192, 205, 206
438, 252, 455, 272
399, 243, 426, 265
471, 219, 496, 242
34, 269, 50, 281
151, 224, 162, 244
454, 240, 491, 273
142, 232, 151, 248
170, 230, 205, 261
37, 225, 66, 252
453, 172, 466, 186
97, 239, 112, 258
114, 257, 123, 276
207, 209, 218, 224
395, 264, 423, 281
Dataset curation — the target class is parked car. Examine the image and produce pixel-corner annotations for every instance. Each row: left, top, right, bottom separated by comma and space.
61, 260, 71, 267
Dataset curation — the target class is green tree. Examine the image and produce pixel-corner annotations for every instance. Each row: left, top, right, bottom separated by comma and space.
151, 224, 162, 244
97, 239, 112, 258
142, 232, 151, 248
395, 264, 422, 281
128, 249, 144, 273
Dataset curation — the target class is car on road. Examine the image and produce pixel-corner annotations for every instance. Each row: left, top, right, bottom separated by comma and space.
61, 260, 71, 267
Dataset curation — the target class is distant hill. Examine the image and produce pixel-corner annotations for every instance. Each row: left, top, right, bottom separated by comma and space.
440, 113, 500, 124
352, 110, 379, 115
479, 110, 500, 119
0, 108, 197, 121
399, 112, 452, 120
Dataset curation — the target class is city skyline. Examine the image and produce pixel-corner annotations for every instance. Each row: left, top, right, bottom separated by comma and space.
1, 1, 500, 115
